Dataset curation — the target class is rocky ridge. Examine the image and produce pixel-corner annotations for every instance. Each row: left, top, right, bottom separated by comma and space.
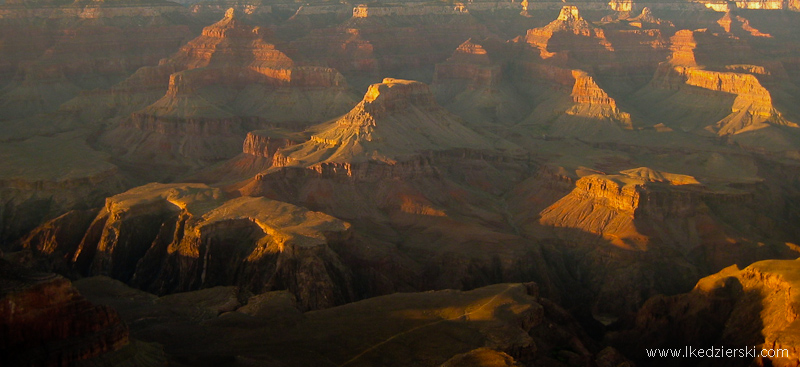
60, 183, 356, 311
0, 260, 129, 366
272, 78, 513, 167
98, 8, 356, 171
610, 258, 800, 367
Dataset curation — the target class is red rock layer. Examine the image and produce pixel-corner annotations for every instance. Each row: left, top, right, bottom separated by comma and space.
434, 38, 503, 88
0, 261, 129, 366
67, 183, 356, 311
610, 259, 800, 367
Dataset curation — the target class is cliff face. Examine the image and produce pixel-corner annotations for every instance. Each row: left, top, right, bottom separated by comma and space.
97, 8, 357, 172
289, 9, 490, 86
65, 183, 355, 311
0, 0, 193, 121
539, 170, 703, 249
525, 6, 613, 62
529, 166, 800, 320
515, 61, 635, 140
0, 132, 128, 246
634, 26, 800, 147
272, 78, 512, 167
432, 38, 531, 126
610, 259, 800, 367
242, 130, 301, 158
0, 260, 129, 366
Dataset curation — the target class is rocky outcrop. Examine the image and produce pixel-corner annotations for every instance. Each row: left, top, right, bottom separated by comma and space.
67, 183, 355, 311
527, 163, 800, 320
525, 6, 612, 59
610, 259, 800, 367
352, 3, 469, 18
242, 130, 301, 158
639, 28, 800, 143
0, 260, 129, 366
0, 132, 128, 246
717, 11, 772, 38
538, 169, 705, 250
0, 0, 193, 121
434, 38, 502, 88
289, 8, 490, 84
97, 8, 356, 171
272, 78, 516, 167
432, 38, 531, 126
515, 63, 636, 139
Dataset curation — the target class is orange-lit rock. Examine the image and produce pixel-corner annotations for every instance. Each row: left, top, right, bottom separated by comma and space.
68, 183, 355, 311
97, 8, 357, 173
271, 78, 515, 167
610, 259, 800, 367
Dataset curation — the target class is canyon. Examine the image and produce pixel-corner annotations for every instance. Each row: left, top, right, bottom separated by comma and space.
3, 0, 800, 366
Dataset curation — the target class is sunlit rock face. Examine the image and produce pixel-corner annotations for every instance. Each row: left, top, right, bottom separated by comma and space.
57, 183, 355, 311
636, 26, 800, 150
96, 8, 357, 173
271, 78, 509, 167
610, 258, 800, 367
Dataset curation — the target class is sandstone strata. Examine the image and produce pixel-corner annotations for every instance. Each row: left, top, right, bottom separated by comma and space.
525, 164, 799, 320
610, 258, 800, 367
433, 38, 530, 126
0, 260, 129, 366
68, 183, 355, 311
273, 78, 514, 167
0, 0, 193, 120
0, 132, 127, 246
98, 8, 356, 171
640, 27, 800, 147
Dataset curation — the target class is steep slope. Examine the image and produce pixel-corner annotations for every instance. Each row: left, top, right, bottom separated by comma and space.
636, 27, 800, 151
515, 164, 800, 320
0, 131, 127, 246
610, 258, 800, 367
289, 3, 490, 88
58, 183, 356, 310
273, 78, 514, 167
0, 260, 131, 366
0, 0, 193, 121
432, 38, 531, 126
97, 8, 357, 172
519, 68, 637, 140
512, 6, 647, 141
74, 277, 632, 367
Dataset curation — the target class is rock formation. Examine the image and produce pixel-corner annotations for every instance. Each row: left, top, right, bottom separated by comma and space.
0, 132, 128, 246
71, 278, 632, 367
272, 78, 514, 167
610, 258, 800, 367
0, 0, 193, 121
97, 8, 357, 172
432, 38, 530, 126
638, 27, 800, 150
525, 6, 613, 61
0, 260, 129, 366
519, 164, 800, 320
289, 6, 490, 88
66, 182, 355, 311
